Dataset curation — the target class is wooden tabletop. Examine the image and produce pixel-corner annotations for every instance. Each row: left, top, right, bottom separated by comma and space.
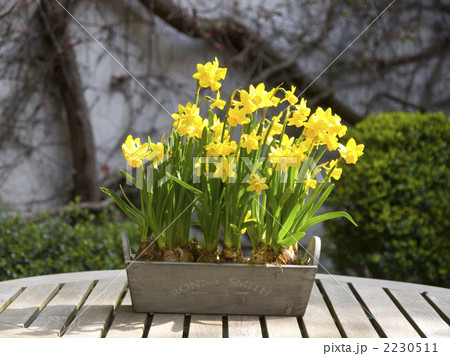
0, 270, 448, 338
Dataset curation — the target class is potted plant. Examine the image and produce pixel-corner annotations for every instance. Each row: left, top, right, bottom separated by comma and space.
101, 58, 364, 316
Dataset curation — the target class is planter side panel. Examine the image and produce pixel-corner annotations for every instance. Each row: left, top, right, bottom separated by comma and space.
126, 263, 317, 316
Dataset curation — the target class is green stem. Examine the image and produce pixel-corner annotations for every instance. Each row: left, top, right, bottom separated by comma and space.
139, 165, 149, 244
279, 106, 290, 138
194, 81, 201, 106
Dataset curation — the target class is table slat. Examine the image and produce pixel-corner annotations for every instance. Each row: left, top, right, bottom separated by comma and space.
351, 283, 420, 338
106, 291, 147, 338
0, 321, 56, 338
424, 292, 450, 324
228, 315, 262, 338
303, 283, 341, 338
389, 289, 450, 338
0, 285, 22, 313
0, 284, 59, 327
189, 315, 222, 338
320, 279, 379, 338
265, 316, 301, 338
63, 278, 127, 338
28, 280, 94, 336
147, 314, 185, 338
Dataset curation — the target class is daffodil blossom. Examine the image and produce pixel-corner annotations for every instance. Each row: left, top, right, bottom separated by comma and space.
121, 135, 148, 168
210, 91, 226, 110
303, 178, 317, 195
192, 57, 227, 91
339, 138, 365, 164
328, 159, 342, 181
247, 174, 269, 195
213, 157, 236, 183
282, 85, 299, 105
227, 106, 250, 127
240, 131, 260, 154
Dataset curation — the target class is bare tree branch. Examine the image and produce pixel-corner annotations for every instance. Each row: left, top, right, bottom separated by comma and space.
0, 2, 17, 20
139, 0, 364, 124
378, 40, 450, 69
38, 0, 99, 201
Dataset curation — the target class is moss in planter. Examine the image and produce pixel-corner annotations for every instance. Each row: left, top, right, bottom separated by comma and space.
324, 112, 450, 287
0, 202, 140, 281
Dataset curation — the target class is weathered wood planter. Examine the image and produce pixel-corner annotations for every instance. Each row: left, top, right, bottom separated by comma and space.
122, 234, 321, 316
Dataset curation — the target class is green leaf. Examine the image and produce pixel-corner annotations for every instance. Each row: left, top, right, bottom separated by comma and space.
277, 204, 301, 240
265, 190, 279, 215
299, 211, 357, 231
119, 185, 141, 215
279, 186, 293, 207
294, 181, 330, 227
278, 231, 305, 245
167, 173, 206, 198
309, 183, 334, 217
120, 169, 138, 188
100, 187, 142, 224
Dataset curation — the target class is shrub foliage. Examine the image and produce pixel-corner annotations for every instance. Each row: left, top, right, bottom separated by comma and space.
0, 202, 139, 281
325, 112, 450, 287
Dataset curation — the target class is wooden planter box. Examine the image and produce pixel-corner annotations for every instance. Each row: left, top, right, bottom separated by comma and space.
122, 234, 321, 316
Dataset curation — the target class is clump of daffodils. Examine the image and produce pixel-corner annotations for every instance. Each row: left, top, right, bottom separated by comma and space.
102, 58, 364, 264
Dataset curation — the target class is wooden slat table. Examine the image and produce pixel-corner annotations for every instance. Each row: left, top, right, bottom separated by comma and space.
0, 270, 448, 338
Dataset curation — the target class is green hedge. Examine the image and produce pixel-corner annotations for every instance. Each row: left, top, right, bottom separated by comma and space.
324, 112, 450, 288
0, 202, 140, 281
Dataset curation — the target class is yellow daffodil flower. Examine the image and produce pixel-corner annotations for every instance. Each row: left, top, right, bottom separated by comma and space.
287, 98, 311, 127
172, 102, 199, 122
205, 137, 237, 157
282, 85, 298, 105
328, 159, 342, 181
297, 98, 311, 116
269, 135, 297, 172
210, 115, 225, 140
240, 131, 260, 154
250, 83, 274, 109
304, 107, 329, 139
261, 112, 283, 144
191, 118, 209, 139
318, 131, 339, 151
210, 91, 226, 110
145, 141, 165, 167
326, 113, 347, 137
280, 134, 294, 148
339, 138, 364, 164
269, 145, 296, 172
287, 110, 308, 128
236, 83, 275, 114
247, 174, 269, 195
289, 144, 307, 168
213, 157, 236, 183
172, 102, 208, 139
121, 135, 149, 168
271, 113, 284, 134
236, 88, 258, 114
192, 57, 227, 91
268, 88, 281, 107
304, 178, 317, 194
227, 106, 251, 127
